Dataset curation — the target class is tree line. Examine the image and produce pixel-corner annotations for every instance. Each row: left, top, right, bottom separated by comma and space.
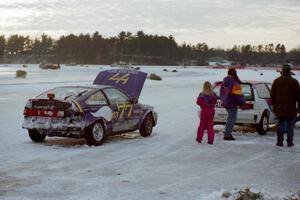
0, 31, 299, 66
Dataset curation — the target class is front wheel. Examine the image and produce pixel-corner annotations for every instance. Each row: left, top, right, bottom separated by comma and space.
256, 111, 269, 135
139, 114, 154, 137
85, 122, 106, 146
28, 129, 46, 142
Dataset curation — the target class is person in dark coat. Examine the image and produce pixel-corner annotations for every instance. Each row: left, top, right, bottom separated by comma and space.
220, 68, 245, 140
271, 64, 300, 147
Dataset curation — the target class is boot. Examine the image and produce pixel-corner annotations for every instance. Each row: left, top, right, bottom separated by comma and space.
276, 142, 283, 147
224, 136, 236, 140
276, 130, 284, 147
287, 142, 294, 147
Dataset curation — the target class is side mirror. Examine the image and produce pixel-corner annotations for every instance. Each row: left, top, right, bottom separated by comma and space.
130, 97, 138, 104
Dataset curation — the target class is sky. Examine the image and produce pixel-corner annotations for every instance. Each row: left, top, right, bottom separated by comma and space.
0, 0, 300, 49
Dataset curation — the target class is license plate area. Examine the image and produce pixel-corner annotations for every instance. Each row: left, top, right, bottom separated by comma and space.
218, 113, 227, 121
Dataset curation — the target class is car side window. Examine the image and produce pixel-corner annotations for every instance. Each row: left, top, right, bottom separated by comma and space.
241, 84, 253, 100
103, 88, 130, 104
86, 91, 107, 105
255, 83, 271, 99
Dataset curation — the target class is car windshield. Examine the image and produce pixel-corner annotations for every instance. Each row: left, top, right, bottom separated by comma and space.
213, 83, 253, 101
36, 87, 95, 100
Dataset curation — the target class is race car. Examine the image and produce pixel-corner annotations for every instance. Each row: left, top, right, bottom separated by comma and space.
22, 69, 158, 146
213, 81, 276, 135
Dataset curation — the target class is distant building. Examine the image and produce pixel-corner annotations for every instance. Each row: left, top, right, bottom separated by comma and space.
207, 57, 232, 66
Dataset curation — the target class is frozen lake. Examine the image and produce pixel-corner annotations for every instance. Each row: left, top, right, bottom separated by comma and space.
0, 64, 299, 200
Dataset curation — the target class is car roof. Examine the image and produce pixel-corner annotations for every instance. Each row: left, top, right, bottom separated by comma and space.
214, 80, 270, 86
242, 80, 271, 85
55, 85, 112, 90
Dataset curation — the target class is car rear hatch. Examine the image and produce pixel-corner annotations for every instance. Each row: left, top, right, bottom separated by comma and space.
213, 81, 256, 123
23, 86, 92, 118
213, 81, 255, 109
24, 99, 72, 118
93, 69, 147, 99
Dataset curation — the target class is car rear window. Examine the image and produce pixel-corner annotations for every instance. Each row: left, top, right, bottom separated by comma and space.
37, 87, 94, 100
213, 83, 253, 101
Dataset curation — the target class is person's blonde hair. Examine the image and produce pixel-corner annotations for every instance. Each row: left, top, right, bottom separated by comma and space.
202, 81, 213, 96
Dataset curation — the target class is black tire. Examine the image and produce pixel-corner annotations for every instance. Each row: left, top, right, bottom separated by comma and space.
28, 129, 46, 142
85, 122, 106, 146
256, 111, 269, 135
139, 114, 154, 137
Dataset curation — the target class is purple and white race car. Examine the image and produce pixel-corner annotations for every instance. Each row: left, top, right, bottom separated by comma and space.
22, 69, 158, 146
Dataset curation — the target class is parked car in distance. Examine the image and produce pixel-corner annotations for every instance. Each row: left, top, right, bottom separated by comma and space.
22, 69, 158, 146
213, 81, 276, 135
39, 62, 61, 69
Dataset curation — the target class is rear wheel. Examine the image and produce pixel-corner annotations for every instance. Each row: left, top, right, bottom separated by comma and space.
85, 122, 105, 146
28, 129, 46, 142
139, 114, 154, 137
256, 111, 269, 135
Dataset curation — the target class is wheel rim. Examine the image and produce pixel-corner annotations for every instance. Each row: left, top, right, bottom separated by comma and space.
93, 123, 104, 141
263, 116, 268, 131
144, 117, 153, 133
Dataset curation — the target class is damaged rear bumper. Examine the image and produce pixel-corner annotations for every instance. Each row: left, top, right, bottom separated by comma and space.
22, 116, 86, 137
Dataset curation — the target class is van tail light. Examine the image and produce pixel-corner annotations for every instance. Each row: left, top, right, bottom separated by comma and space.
243, 102, 254, 110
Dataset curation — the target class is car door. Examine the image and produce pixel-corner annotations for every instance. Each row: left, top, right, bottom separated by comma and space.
103, 87, 137, 133
254, 83, 276, 123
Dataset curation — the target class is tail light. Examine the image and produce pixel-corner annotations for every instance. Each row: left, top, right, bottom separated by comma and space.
23, 108, 65, 117
24, 108, 36, 116
243, 102, 254, 110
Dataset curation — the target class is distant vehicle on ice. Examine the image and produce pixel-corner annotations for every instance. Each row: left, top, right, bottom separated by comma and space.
213, 81, 276, 135
207, 57, 232, 67
110, 61, 132, 68
39, 63, 61, 69
22, 69, 158, 146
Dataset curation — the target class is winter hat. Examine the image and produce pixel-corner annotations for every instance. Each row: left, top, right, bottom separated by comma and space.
281, 63, 295, 75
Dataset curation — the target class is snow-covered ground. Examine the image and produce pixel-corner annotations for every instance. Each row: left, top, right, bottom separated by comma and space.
0, 64, 299, 200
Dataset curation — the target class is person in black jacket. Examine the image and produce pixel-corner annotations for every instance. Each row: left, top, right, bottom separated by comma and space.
271, 64, 300, 147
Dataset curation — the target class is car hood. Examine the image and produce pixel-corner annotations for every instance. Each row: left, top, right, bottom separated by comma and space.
93, 69, 147, 99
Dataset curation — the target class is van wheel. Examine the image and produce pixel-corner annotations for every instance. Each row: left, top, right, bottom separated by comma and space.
140, 114, 154, 137
85, 122, 106, 146
28, 129, 46, 142
256, 111, 269, 135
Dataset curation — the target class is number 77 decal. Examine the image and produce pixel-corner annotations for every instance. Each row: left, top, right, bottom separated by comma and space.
117, 104, 133, 119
